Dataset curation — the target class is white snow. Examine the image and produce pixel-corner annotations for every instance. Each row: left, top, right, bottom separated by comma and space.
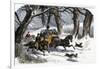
15, 38, 95, 64
15, 24, 95, 64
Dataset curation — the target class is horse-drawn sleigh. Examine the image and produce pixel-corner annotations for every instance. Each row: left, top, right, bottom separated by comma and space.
24, 29, 76, 56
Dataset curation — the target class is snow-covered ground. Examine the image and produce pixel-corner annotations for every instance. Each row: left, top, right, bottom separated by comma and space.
15, 37, 95, 64
15, 24, 95, 64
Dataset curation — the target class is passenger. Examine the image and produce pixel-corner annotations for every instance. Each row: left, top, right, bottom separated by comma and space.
25, 32, 31, 38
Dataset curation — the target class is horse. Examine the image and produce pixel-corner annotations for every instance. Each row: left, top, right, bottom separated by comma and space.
51, 35, 75, 51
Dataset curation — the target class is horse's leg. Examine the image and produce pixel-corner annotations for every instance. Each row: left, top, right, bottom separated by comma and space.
31, 49, 34, 53
63, 46, 67, 51
70, 45, 75, 50
73, 46, 75, 50
42, 50, 45, 56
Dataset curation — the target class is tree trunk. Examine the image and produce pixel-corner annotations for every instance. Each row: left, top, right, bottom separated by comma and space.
75, 21, 79, 38
53, 8, 62, 34
47, 11, 51, 27
15, 12, 21, 24
72, 8, 79, 38
15, 9, 32, 43
82, 9, 93, 37
41, 7, 45, 26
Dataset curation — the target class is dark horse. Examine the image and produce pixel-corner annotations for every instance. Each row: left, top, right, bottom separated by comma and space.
51, 35, 75, 50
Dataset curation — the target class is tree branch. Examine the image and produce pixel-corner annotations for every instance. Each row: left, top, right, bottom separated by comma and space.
59, 7, 73, 14
15, 12, 21, 24
15, 20, 20, 25
31, 8, 51, 19
77, 8, 85, 15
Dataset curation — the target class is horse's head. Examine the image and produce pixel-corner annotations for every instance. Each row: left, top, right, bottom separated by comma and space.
65, 35, 73, 42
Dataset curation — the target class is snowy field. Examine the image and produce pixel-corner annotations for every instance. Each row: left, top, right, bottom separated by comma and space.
15, 24, 95, 64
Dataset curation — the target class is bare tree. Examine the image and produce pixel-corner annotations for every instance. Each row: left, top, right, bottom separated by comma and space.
39, 6, 47, 25
15, 5, 32, 43
63, 7, 80, 37
15, 12, 21, 24
82, 8, 93, 37
72, 8, 80, 37
77, 8, 93, 37
15, 5, 93, 44
46, 9, 52, 27
46, 7, 62, 34
15, 5, 51, 43
64, 7, 93, 38
53, 7, 62, 34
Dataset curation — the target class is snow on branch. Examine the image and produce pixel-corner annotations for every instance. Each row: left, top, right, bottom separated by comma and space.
31, 8, 51, 19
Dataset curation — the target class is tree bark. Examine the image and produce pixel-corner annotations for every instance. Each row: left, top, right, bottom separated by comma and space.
15, 12, 21, 24
53, 8, 62, 34
72, 8, 79, 38
82, 9, 93, 37
75, 21, 79, 38
47, 10, 51, 26
15, 9, 32, 43
15, 8, 51, 43
40, 6, 45, 25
